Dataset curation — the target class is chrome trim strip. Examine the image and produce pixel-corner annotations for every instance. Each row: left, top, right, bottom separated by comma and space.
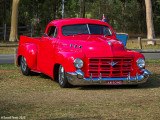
90, 73, 93, 82
127, 72, 130, 82
136, 73, 138, 82
62, 44, 68, 46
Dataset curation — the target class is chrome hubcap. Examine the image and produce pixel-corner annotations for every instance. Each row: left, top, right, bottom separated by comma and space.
21, 56, 27, 71
59, 65, 65, 85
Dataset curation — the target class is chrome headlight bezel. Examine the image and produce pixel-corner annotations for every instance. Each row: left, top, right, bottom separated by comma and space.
74, 58, 84, 69
136, 58, 145, 69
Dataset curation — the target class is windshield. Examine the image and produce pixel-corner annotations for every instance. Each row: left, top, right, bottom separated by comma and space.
62, 24, 113, 36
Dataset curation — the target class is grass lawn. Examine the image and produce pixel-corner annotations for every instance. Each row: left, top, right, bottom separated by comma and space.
0, 47, 18, 54
126, 39, 160, 49
0, 41, 18, 54
146, 59, 160, 63
0, 63, 160, 120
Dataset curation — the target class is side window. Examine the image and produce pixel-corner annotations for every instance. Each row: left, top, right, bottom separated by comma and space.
48, 26, 57, 38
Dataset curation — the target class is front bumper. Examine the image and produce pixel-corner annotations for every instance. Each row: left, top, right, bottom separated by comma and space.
66, 69, 151, 85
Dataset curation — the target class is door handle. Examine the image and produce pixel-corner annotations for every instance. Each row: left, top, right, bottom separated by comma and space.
62, 44, 68, 46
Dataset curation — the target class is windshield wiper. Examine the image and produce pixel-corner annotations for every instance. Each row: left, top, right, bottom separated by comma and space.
73, 33, 84, 36
66, 33, 84, 37
104, 34, 112, 37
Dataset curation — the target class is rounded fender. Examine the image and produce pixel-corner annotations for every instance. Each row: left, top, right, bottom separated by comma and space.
54, 52, 86, 72
18, 43, 37, 70
127, 50, 145, 76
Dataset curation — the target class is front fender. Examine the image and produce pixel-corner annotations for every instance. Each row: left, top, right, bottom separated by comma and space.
54, 52, 85, 72
17, 43, 37, 70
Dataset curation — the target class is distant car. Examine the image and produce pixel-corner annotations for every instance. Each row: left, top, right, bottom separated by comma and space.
17, 18, 151, 88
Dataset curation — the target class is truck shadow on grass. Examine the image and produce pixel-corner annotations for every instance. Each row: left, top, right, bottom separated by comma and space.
30, 72, 51, 79
28, 72, 160, 90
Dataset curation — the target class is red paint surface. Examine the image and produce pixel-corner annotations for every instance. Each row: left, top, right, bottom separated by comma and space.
17, 18, 145, 79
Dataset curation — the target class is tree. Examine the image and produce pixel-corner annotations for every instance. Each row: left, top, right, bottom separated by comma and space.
80, 0, 86, 18
9, 0, 20, 42
145, 0, 155, 45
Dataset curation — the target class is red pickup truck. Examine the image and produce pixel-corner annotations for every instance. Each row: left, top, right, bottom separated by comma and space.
17, 18, 150, 88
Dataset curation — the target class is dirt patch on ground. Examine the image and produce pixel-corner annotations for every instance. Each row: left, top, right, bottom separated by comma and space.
0, 63, 160, 120
146, 63, 160, 74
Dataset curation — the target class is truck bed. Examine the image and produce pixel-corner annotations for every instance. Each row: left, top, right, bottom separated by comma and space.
19, 35, 41, 46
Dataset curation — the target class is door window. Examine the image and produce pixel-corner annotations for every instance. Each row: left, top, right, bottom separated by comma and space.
48, 26, 57, 38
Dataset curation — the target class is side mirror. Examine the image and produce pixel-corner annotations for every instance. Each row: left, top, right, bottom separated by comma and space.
43, 33, 48, 37
43, 33, 52, 40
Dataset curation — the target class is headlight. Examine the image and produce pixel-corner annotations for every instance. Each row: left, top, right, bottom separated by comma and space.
74, 58, 83, 69
137, 58, 145, 69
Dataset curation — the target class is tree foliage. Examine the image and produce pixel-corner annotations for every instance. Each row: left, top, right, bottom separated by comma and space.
0, 0, 160, 38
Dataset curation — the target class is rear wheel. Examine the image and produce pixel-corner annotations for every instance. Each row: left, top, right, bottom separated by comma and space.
21, 56, 31, 76
58, 65, 71, 88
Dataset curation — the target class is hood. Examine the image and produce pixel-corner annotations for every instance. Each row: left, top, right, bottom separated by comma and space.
82, 36, 126, 57
60, 36, 136, 58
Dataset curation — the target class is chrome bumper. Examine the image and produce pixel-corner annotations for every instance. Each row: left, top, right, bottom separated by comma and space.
66, 69, 151, 85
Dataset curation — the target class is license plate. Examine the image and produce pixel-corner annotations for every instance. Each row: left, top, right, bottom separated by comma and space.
106, 81, 122, 85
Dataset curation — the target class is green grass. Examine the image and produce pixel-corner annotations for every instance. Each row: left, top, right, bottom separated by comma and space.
146, 59, 160, 63
0, 64, 19, 70
126, 40, 160, 49
0, 50, 15, 54
0, 46, 17, 54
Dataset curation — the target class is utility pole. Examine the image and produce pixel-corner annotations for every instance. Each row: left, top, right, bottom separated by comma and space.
62, 0, 64, 19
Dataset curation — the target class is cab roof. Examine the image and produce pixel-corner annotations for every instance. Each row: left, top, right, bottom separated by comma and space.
48, 18, 110, 27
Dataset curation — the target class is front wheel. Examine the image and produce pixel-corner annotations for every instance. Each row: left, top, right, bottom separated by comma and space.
58, 65, 72, 88
21, 56, 31, 76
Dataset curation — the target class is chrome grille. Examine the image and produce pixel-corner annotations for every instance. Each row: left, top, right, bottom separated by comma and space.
86, 58, 133, 78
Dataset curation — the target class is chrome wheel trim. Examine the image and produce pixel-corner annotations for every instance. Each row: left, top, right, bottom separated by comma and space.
21, 56, 27, 72
58, 65, 65, 85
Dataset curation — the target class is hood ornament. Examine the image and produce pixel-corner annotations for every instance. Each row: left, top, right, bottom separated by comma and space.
107, 42, 112, 46
108, 61, 118, 66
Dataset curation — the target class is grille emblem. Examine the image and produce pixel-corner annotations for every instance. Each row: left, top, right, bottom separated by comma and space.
108, 62, 118, 66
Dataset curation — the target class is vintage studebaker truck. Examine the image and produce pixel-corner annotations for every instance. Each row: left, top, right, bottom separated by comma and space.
17, 18, 151, 88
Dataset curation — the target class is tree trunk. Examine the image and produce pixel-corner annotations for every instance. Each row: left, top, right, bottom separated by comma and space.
145, 0, 155, 45
62, 0, 64, 19
80, 0, 82, 18
121, 0, 126, 32
53, 0, 57, 20
98, 0, 101, 19
3, 0, 6, 24
9, 0, 20, 42
80, 0, 85, 18
82, 0, 85, 18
